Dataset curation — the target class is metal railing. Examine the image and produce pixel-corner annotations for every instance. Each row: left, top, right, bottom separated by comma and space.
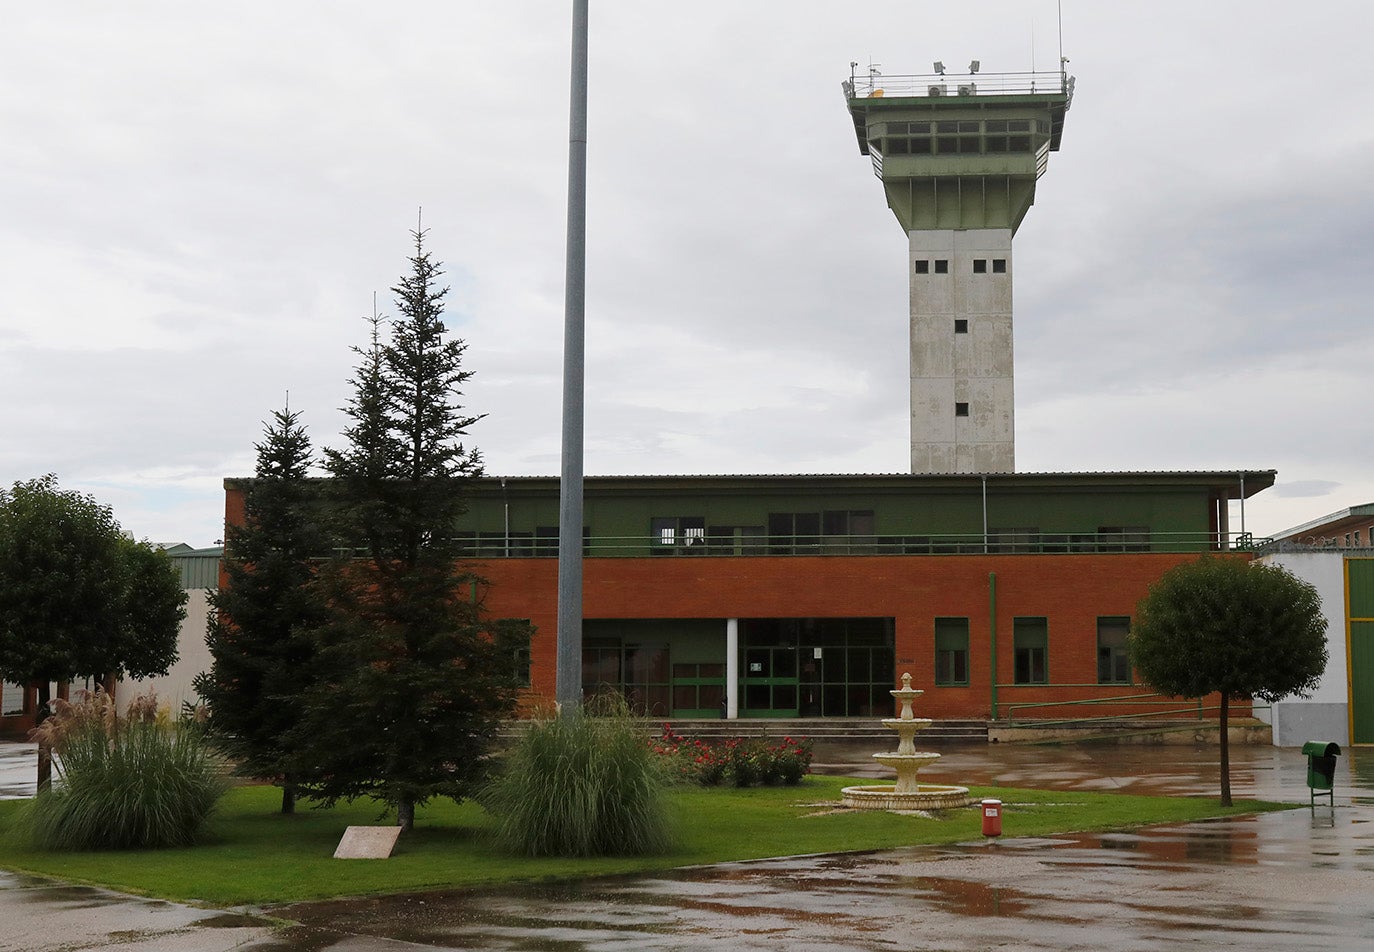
1003, 691, 1268, 731
440, 530, 1271, 560
844, 69, 1071, 101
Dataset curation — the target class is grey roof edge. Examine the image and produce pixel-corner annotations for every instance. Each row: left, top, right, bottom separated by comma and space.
1269, 502, 1374, 542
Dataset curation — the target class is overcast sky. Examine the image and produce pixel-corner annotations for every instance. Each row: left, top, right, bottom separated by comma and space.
2, 1, 1370, 546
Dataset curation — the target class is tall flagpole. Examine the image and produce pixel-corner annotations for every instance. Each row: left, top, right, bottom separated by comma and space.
556, 0, 588, 714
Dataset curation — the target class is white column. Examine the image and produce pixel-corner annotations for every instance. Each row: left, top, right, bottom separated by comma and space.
726, 618, 739, 719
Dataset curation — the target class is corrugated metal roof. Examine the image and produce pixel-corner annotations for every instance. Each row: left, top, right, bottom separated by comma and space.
162, 544, 222, 590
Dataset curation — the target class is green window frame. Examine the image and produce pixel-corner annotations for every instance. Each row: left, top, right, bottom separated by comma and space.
1013, 617, 1048, 685
934, 617, 970, 686
1097, 616, 1132, 684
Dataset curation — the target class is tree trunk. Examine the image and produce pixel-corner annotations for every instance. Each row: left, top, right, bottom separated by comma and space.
1218, 690, 1231, 807
35, 682, 52, 795
281, 783, 297, 815
398, 798, 414, 832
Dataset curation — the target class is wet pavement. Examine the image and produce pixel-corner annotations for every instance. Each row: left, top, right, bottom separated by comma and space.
0, 741, 34, 801
3, 740, 1373, 950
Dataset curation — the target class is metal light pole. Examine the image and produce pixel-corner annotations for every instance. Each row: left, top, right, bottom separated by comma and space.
555, 0, 588, 714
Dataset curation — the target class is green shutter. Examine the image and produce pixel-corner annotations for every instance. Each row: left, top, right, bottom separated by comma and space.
1349, 559, 1374, 619
1351, 621, 1374, 744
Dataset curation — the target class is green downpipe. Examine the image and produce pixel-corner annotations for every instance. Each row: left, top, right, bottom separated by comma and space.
989, 572, 999, 720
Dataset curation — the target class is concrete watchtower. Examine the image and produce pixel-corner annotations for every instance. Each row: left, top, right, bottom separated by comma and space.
844, 64, 1073, 474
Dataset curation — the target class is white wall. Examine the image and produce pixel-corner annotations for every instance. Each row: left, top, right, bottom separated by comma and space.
113, 589, 212, 714
1257, 551, 1348, 746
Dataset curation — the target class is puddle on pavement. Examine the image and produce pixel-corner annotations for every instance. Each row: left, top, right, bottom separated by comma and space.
908, 877, 1031, 917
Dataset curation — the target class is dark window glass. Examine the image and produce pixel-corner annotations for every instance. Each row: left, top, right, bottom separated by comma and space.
887, 138, 910, 154
1013, 617, 1049, 684
955, 319, 969, 334
1097, 616, 1132, 684
934, 617, 970, 686
937, 121, 959, 133
937, 137, 958, 154
985, 119, 1008, 133
1009, 135, 1031, 151
973, 259, 988, 273
651, 516, 706, 554
1008, 119, 1031, 132
992, 258, 1007, 273
955, 402, 970, 417
915, 259, 930, 274
934, 259, 949, 273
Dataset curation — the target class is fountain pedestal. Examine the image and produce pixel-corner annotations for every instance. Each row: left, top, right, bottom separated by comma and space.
840, 673, 971, 811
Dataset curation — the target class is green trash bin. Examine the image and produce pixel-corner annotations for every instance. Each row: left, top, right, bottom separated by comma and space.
1301, 741, 1341, 806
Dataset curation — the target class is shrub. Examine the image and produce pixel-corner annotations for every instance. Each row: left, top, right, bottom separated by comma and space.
481, 697, 674, 857
653, 726, 813, 787
22, 690, 226, 851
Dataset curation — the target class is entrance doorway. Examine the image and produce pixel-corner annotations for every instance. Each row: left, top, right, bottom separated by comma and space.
741, 645, 799, 717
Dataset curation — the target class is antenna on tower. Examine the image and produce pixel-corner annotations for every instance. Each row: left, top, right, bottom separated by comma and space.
1058, 0, 1065, 73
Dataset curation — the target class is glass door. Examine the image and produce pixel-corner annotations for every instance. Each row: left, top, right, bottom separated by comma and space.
740, 645, 799, 717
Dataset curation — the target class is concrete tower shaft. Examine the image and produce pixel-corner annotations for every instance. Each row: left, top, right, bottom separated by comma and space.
845, 70, 1072, 474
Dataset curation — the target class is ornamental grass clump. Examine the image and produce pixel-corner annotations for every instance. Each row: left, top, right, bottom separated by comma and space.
23, 690, 226, 851
482, 697, 674, 857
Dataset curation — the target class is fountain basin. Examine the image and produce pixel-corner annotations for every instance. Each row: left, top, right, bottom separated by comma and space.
840, 783, 972, 811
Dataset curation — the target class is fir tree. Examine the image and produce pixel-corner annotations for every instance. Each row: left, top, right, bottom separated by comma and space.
197, 406, 325, 814
298, 229, 524, 831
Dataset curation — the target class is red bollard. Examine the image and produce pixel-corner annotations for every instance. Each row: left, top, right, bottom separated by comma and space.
981, 798, 1003, 837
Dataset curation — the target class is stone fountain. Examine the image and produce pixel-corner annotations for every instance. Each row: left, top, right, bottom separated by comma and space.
841, 672, 971, 811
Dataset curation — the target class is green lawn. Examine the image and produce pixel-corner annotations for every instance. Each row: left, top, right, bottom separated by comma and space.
0, 779, 1289, 907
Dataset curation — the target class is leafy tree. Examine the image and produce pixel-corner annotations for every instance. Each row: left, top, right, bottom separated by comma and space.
1130, 556, 1328, 805
197, 406, 326, 814
0, 475, 186, 788
296, 229, 526, 831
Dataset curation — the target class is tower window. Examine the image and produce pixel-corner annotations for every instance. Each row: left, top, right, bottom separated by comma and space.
993, 259, 1007, 273
973, 259, 987, 273
954, 319, 968, 334
955, 402, 969, 417
934, 259, 949, 274
914, 260, 930, 274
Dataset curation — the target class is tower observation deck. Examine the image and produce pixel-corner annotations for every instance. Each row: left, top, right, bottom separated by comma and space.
844, 67, 1073, 474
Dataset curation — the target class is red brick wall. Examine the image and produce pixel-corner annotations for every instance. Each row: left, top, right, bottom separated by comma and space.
475, 552, 1246, 721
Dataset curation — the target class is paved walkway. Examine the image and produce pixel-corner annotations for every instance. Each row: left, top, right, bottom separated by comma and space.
2, 740, 1371, 950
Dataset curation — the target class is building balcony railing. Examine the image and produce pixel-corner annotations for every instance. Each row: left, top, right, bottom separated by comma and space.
844, 69, 1072, 101
443, 530, 1268, 560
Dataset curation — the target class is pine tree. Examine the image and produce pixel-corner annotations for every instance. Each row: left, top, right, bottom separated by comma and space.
298, 229, 524, 831
197, 407, 325, 813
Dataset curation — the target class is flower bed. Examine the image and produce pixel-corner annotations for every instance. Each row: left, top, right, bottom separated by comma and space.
651, 724, 813, 787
